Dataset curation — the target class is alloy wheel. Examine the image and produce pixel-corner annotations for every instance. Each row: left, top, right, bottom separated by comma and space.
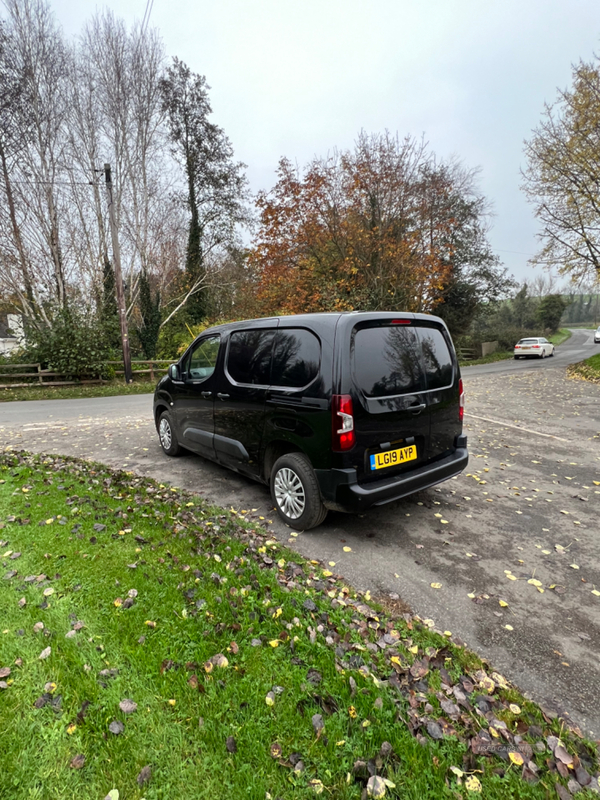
274, 467, 306, 520
159, 417, 172, 450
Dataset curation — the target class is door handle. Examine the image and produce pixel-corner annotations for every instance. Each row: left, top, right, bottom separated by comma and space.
201, 391, 212, 398
216, 393, 230, 400
409, 402, 426, 414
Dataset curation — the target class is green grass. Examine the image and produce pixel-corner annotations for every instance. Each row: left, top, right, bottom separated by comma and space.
0, 381, 156, 403
548, 328, 572, 346
0, 453, 597, 799
459, 351, 513, 367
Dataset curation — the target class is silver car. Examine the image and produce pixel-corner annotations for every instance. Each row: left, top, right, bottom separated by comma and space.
594, 326, 600, 344
513, 337, 555, 359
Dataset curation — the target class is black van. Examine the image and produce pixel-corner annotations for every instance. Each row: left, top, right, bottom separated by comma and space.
154, 312, 468, 530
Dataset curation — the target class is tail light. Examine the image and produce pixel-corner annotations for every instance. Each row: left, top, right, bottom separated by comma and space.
532, 345, 540, 349
514, 345, 521, 349
459, 378, 464, 424
332, 394, 355, 451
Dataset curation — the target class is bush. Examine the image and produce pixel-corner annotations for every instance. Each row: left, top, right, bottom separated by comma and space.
456, 327, 547, 353
24, 308, 117, 380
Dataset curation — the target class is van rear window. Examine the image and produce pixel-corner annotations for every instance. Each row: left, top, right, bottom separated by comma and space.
419, 327, 453, 389
271, 329, 320, 388
352, 326, 425, 396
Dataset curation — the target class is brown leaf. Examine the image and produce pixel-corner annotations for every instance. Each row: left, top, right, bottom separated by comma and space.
555, 746, 574, 766
109, 720, 124, 735
410, 659, 429, 679
270, 742, 282, 759
226, 736, 237, 753
312, 713, 324, 735
187, 674, 199, 689
69, 754, 85, 769
137, 765, 151, 786
0, 667, 10, 679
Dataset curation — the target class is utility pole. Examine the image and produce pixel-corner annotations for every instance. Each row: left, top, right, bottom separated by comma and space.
104, 164, 133, 384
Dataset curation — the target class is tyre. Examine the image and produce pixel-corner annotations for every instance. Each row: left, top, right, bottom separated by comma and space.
158, 410, 181, 456
270, 452, 328, 530
514, 355, 520, 359
540, 349, 545, 359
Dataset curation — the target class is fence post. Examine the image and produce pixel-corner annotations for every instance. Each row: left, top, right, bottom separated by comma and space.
37, 363, 42, 384
150, 362, 154, 381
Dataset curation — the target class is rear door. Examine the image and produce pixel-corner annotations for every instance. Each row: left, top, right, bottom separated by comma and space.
416, 323, 460, 457
350, 320, 431, 485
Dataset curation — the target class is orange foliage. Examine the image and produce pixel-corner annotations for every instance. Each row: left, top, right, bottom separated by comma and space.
248, 133, 459, 316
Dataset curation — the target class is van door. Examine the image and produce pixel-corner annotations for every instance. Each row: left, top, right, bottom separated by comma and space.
350, 321, 431, 485
176, 334, 221, 459
417, 324, 461, 457
212, 326, 276, 477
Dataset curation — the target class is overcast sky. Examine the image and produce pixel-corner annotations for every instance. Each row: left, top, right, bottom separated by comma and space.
50, 0, 600, 284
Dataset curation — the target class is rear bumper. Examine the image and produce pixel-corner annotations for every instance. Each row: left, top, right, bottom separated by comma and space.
315, 436, 468, 513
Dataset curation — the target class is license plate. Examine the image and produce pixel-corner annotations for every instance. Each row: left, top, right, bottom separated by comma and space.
370, 444, 417, 470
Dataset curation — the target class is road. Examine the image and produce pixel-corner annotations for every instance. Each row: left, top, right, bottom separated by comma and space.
1, 328, 600, 736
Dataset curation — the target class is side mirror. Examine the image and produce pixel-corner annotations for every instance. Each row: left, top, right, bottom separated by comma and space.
168, 364, 180, 380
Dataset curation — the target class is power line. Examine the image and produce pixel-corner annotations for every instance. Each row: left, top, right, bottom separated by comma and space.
141, 0, 155, 37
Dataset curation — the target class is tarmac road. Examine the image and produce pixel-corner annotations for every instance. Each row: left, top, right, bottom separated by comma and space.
1, 328, 599, 736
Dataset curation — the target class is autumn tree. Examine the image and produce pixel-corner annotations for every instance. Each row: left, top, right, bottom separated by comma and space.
159, 58, 250, 326
250, 132, 502, 322
523, 56, 600, 281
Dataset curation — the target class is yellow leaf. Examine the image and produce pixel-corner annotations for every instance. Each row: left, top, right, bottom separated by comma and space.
506, 574, 517, 581
527, 578, 542, 587
322, 570, 333, 577
390, 656, 403, 667
145, 620, 156, 628
509, 751, 524, 766
343, 546, 352, 552
465, 775, 482, 792
504, 624, 514, 631
570, 564, 580, 570
499, 600, 509, 608
348, 705, 357, 718
336, 740, 345, 746
362, 719, 370, 728
430, 582, 442, 589
168, 698, 176, 706
268, 640, 279, 648
509, 704, 521, 714
408, 645, 419, 654
265, 692, 275, 706
203, 661, 213, 673
592, 589, 600, 597
467, 592, 476, 599
67, 723, 77, 735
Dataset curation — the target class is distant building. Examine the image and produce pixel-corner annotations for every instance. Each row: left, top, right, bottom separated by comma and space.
0, 313, 23, 355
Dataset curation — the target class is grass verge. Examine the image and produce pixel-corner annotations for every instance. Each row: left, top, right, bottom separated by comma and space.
567, 353, 600, 384
0, 381, 156, 403
0, 452, 598, 799
459, 352, 513, 368
549, 329, 573, 346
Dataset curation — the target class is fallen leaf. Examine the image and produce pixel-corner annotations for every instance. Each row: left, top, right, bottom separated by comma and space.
226, 736, 237, 753
465, 775, 482, 792
366, 775, 387, 798
69, 754, 85, 769
136, 765, 151, 786
109, 720, 124, 735
269, 742, 282, 758
430, 582, 442, 589
119, 699, 137, 714
509, 751, 524, 766
343, 546, 352, 552
39, 646, 51, 660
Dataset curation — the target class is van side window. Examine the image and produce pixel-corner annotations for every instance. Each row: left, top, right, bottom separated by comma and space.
271, 329, 320, 388
418, 327, 453, 389
227, 329, 275, 385
187, 335, 220, 380
352, 326, 425, 396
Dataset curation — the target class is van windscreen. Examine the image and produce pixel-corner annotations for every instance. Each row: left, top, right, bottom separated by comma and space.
352, 326, 425, 397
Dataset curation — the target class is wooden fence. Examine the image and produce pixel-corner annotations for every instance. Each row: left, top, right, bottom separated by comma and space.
0, 360, 171, 389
